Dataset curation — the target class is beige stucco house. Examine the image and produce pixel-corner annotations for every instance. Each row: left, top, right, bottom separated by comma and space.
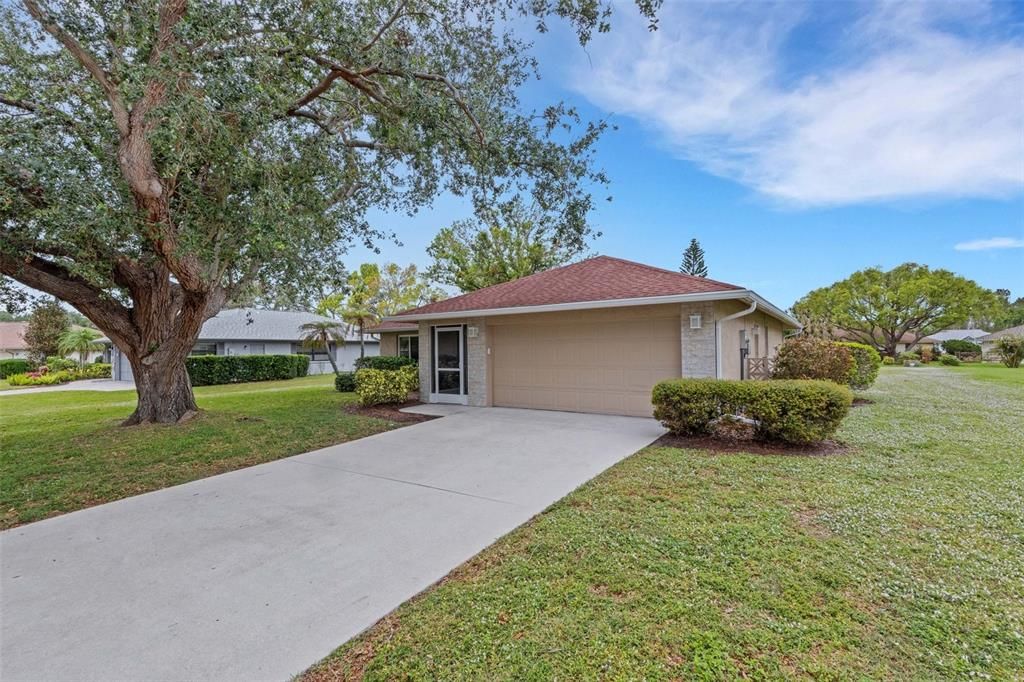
370, 256, 798, 417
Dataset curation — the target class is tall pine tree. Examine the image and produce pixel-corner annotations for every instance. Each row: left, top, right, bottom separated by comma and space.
680, 239, 709, 277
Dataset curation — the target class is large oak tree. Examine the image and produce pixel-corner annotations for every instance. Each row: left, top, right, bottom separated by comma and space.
793, 263, 999, 358
0, 0, 657, 423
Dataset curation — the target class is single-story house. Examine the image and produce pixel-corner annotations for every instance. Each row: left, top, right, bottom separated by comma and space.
0, 321, 109, 363
374, 256, 799, 417
111, 308, 379, 383
928, 329, 989, 350
833, 328, 937, 355
978, 324, 1024, 360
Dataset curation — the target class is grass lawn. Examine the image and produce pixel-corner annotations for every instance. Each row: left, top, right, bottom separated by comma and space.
304, 366, 1024, 681
949, 362, 1024, 387
0, 374, 402, 529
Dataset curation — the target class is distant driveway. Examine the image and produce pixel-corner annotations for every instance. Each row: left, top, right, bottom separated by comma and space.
0, 406, 663, 681
0, 378, 135, 396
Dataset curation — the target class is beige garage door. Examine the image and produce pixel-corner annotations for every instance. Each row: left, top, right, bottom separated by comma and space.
490, 307, 681, 417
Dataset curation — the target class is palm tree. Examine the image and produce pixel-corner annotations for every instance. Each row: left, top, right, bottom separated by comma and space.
340, 264, 382, 358
57, 327, 104, 368
299, 321, 346, 375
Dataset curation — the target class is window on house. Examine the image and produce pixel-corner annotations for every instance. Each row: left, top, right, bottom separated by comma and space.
190, 342, 217, 356
398, 334, 419, 361
291, 342, 333, 362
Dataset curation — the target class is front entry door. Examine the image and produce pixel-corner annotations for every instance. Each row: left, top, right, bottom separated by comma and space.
432, 326, 466, 404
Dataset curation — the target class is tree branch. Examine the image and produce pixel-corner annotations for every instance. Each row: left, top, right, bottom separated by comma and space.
22, 0, 130, 135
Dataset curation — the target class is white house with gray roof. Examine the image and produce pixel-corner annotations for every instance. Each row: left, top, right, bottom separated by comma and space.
110, 309, 379, 383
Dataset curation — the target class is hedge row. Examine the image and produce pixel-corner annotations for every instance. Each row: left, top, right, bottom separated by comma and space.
354, 365, 419, 406
186, 354, 310, 386
0, 359, 31, 378
354, 355, 416, 371
652, 378, 852, 444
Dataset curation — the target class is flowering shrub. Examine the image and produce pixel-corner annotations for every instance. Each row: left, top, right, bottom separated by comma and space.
7, 369, 74, 386
995, 335, 1024, 368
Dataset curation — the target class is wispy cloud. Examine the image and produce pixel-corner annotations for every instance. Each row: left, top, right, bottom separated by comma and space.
571, 1, 1024, 206
954, 237, 1024, 251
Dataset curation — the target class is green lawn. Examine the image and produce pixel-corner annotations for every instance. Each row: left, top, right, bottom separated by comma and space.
0, 374, 401, 529
949, 362, 1024, 387
304, 366, 1024, 681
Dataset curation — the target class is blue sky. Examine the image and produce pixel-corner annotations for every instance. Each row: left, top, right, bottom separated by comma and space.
348, 0, 1024, 309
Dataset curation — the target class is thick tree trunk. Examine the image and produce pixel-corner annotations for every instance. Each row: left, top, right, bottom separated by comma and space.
123, 349, 198, 425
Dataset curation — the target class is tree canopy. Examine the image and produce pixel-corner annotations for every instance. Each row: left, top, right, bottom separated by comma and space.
23, 299, 70, 364
426, 199, 584, 292
793, 263, 1000, 357
0, 0, 658, 422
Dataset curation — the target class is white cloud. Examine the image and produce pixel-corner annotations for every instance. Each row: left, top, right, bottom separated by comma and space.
954, 237, 1024, 251
571, 1, 1024, 206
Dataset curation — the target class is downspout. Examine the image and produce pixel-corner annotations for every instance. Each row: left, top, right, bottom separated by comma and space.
715, 298, 757, 379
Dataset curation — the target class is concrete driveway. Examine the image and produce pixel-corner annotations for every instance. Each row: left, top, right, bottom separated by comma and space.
0, 406, 663, 682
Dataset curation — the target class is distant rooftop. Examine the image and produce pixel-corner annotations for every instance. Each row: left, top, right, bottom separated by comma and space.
928, 329, 990, 342
199, 309, 373, 343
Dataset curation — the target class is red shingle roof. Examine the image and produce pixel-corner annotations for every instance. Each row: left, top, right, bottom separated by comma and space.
393, 256, 742, 318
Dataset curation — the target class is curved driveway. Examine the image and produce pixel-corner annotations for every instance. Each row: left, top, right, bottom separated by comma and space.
1, 406, 662, 681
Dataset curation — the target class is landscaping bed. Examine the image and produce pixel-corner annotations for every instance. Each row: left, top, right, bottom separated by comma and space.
342, 401, 438, 424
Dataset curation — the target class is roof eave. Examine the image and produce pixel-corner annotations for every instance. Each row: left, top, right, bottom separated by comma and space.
388, 289, 801, 328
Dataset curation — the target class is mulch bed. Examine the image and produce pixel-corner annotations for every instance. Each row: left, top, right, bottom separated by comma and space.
852, 397, 874, 407
654, 432, 849, 457
342, 401, 440, 424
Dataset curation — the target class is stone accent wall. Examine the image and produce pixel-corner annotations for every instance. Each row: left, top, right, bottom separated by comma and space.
417, 318, 490, 406
680, 302, 717, 378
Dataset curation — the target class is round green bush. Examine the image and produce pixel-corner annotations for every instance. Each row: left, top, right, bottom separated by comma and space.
882, 356, 896, 365
335, 371, 356, 392
939, 354, 961, 366
836, 342, 881, 390
772, 337, 855, 386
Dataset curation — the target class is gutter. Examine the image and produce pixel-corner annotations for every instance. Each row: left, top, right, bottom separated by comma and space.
716, 298, 757, 379
387, 289, 801, 328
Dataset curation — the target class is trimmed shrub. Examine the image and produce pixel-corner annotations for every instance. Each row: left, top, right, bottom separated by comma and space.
0, 358, 31, 378
354, 355, 416, 370
45, 356, 77, 372
355, 368, 417, 406
897, 351, 920, 362
185, 354, 309, 386
335, 371, 356, 392
772, 337, 855, 386
995, 335, 1024, 368
72, 363, 111, 379
836, 342, 881, 390
942, 339, 981, 356
652, 378, 852, 444
939, 354, 961, 366
291, 354, 310, 378
882, 356, 896, 365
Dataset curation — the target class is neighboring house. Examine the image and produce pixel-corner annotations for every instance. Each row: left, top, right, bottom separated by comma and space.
928, 329, 989, 350
0, 321, 109, 363
833, 328, 937, 355
110, 309, 380, 383
0, 322, 30, 359
978, 324, 1024, 360
375, 256, 798, 417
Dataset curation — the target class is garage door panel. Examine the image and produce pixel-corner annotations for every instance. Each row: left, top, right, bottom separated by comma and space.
491, 311, 681, 417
